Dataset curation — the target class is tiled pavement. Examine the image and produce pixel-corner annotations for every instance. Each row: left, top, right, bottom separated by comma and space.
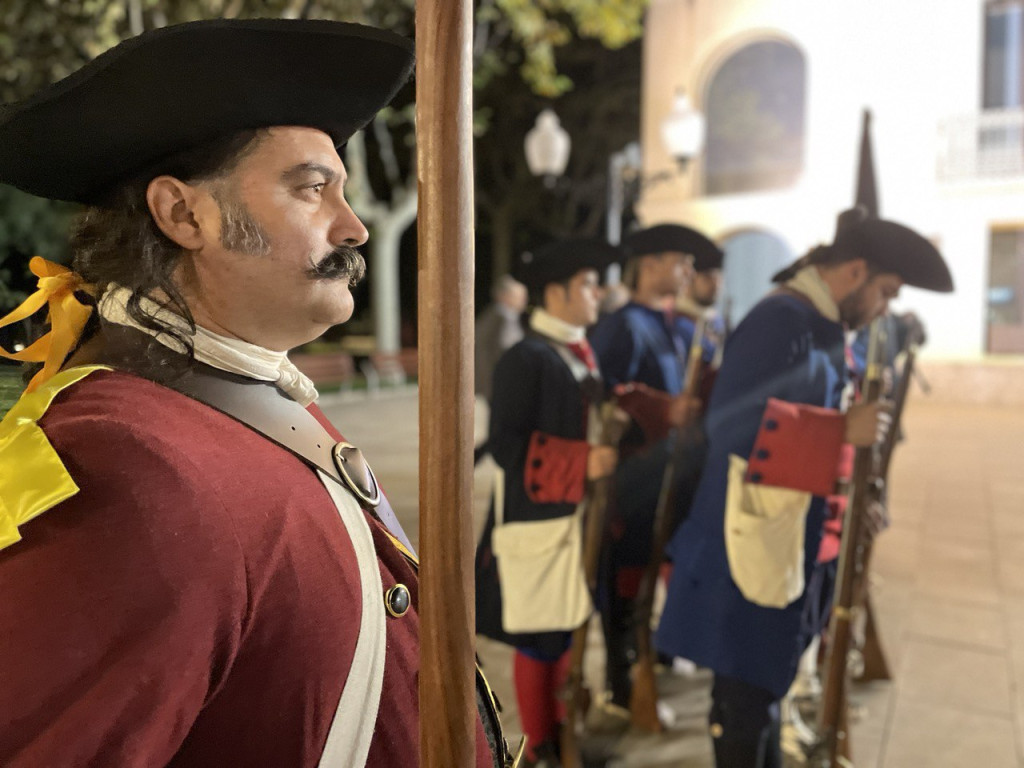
321, 390, 1024, 767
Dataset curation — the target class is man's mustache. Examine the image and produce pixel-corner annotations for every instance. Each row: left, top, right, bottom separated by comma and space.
306, 246, 366, 285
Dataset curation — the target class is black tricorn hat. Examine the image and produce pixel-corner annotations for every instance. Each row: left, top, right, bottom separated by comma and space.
622, 223, 723, 271
772, 207, 954, 292
0, 19, 414, 204
518, 237, 622, 294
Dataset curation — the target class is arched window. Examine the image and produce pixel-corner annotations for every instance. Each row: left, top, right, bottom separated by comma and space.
719, 229, 795, 326
704, 40, 807, 195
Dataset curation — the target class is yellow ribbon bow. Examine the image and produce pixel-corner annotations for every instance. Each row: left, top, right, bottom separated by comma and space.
0, 257, 95, 393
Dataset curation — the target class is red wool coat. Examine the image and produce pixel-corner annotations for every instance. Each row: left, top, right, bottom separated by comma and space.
0, 369, 492, 767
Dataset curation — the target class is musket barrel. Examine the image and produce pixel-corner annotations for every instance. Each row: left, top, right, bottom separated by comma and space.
817, 317, 887, 763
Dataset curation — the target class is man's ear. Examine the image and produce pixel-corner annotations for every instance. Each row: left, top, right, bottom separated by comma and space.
146, 175, 217, 251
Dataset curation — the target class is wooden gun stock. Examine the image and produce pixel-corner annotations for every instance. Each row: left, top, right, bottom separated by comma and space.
628, 318, 707, 733
816, 319, 887, 766
854, 339, 919, 684
561, 402, 629, 768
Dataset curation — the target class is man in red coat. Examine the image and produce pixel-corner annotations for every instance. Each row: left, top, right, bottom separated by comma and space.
0, 19, 505, 768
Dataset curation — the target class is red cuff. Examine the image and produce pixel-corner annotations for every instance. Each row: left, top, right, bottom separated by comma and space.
744, 398, 846, 496
614, 382, 672, 444
524, 431, 589, 505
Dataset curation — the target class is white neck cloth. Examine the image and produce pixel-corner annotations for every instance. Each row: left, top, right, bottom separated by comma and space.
98, 285, 319, 406
529, 307, 585, 344
784, 266, 841, 323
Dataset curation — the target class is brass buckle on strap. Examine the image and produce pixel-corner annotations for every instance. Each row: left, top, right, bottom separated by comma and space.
332, 442, 382, 509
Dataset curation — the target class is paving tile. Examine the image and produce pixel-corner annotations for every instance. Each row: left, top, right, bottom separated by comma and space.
904, 596, 1007, 650
882, 698, 1019, 768
999, 560, 1024, 596
913, 541, 999, 605
919, 520, 996, 555
319, 393, 1024, 766
871, 579, 915, 667
992, 484, 1024, 519
870, 529, 922, 581
896, 638, 1012, 715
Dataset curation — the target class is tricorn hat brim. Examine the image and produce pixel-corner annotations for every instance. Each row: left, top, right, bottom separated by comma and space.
0, 18, 414, 204
622, 223, 723, 271
518, 238, 622, 293
772, 214, 954, 293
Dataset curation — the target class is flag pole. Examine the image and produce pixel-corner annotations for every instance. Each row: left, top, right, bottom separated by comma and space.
416, 1, 477, 766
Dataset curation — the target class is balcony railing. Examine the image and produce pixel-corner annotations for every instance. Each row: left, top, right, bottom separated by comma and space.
938, 108, 1024, 182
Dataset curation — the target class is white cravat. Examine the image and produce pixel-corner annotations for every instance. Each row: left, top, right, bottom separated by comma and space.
98, 285, 319, 406
784, 266, 841, 323
529, 307, 585, 344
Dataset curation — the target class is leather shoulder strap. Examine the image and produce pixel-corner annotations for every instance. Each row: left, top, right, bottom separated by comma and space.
181, 365, 417, 557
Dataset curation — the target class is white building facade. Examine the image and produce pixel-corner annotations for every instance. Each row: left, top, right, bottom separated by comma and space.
639, 0, 1024, 361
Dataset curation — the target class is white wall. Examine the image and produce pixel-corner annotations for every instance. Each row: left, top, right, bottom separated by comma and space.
641, 0, 1024, 359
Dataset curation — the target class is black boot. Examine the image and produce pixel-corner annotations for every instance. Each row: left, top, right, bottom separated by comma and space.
601, 591, 635, 709
709, 674, 780, 768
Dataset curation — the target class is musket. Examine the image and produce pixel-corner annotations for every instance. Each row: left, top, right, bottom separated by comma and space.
416, 2, 477, 765
561, 401, 630, 768
628, 316, 707, 733
853, 323, 924, 683
813, 318, 887, 767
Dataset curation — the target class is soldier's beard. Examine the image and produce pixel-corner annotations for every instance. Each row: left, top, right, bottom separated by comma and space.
838, 283, 872, 329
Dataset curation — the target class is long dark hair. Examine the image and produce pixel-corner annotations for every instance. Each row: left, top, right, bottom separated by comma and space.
69, 129, 266, 364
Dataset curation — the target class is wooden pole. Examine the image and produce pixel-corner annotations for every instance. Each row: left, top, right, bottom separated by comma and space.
416, 1, 476, 766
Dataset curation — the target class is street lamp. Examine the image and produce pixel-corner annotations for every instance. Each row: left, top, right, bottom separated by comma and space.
522, 94, 706, 281
660, 91, 706, 170
524, 109, 571, 187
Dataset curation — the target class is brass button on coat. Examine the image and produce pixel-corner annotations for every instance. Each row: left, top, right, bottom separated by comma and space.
385, 584, 411, 617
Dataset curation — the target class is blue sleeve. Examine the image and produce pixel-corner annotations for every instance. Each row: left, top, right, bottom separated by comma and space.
704, 301, 815, 460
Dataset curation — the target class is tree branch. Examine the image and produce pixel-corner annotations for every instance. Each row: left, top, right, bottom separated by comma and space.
344, 131, 385, 223
372, 115, 402, 189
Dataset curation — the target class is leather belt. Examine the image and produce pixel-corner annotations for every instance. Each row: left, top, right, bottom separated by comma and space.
181, 365, 417, 556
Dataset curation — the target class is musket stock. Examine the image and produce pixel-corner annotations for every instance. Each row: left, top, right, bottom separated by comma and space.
815, 319, 888, 766
628, 318, 707, 733
854, 337, 920, 683
561, 402, 629, 768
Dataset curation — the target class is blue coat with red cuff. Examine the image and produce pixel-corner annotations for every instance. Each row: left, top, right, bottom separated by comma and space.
590, 301, 686, 395
655, 292, 850, 699
475, 334, 597, 656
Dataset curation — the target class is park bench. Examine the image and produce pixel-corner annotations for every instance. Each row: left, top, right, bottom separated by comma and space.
361, 348, 418, 396
291, 351, 358, 395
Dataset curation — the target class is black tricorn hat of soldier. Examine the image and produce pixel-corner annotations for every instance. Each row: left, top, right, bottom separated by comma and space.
517, 237, 622, 294
771, 207, 954, 292
622, 223, 723, 271
0, 18, 415, 204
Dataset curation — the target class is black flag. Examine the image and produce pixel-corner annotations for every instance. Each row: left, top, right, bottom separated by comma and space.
856, 108, 879, 217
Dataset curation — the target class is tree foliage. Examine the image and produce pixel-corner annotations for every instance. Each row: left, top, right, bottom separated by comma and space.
0, 0, 649, 317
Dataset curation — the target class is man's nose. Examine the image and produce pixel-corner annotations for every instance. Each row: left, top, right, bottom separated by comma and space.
329, 198, 369, 247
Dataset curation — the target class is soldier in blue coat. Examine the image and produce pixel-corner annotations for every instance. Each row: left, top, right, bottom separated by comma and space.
474, 237, 621, 766
589, 224, 720, 710
675, 233, 726, 368
656, 208, 953, 768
